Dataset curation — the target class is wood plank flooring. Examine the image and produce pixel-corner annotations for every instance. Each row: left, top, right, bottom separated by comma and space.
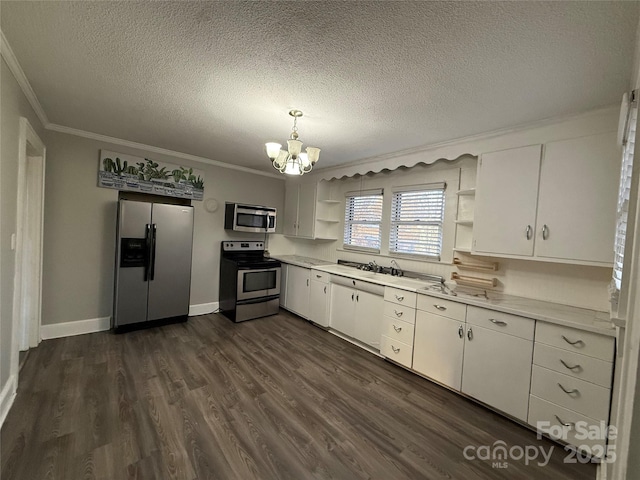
2, 311, 596, 479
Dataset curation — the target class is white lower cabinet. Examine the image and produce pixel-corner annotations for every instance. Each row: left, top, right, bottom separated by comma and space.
329, 282, 384, 348
309, 270, 330, 327
413, 311, 465, 390
285, 265, 310, 319
461, 324, 534, 422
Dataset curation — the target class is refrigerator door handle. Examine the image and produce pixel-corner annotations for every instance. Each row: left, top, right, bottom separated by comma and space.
144, 224, 151, 281
150, 224, 157, 281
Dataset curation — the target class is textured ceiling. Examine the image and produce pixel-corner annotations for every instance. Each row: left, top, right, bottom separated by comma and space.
1, 1, 638, 172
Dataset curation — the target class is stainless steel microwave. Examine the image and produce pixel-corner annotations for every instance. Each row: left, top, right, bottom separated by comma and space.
224, 203, 277, 233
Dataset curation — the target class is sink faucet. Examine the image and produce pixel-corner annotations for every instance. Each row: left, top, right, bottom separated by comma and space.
368, 260, 383, 273
390, 259, 403, 277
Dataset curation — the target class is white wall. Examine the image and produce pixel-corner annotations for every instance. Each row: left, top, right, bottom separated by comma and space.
0, 58, 46, 405
286, 108, 619, 312
40, 130, 286, 325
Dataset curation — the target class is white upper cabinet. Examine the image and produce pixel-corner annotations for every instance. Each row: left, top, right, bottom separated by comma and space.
284, 183, 316, 238
534, 132, 618, 264
473, 144, 542, 257
473, 132, 620, 265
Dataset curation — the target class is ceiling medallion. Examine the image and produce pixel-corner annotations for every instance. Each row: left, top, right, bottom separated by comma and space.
265, 110, 321, 175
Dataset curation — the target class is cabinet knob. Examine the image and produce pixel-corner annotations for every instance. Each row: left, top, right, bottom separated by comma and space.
391, 345, 400, 354
467, 327, 473, 341
394, 310, 403, 317
554, 415, 575, 429
559, 359, 582, 371
525, 225, 532, 240
542, 224, 549, 240
557, 383, 580, 396
393, 325, 402, 333
395, 295, 404, 301
434, 304, 447, 311
561, 335, 585, 347
458, 325, 464, 339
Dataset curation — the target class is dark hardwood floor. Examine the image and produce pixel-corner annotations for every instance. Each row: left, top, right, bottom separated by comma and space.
1, 311, 596, 479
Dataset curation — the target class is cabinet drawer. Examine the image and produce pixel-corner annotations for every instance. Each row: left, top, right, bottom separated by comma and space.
382, 316, 415, 345
466, 306, 535, 341
416, 295, 466, 322
384, 288, 417, 308
528, 395, 607, 456
310, 270, 330, 283
534, 343, 613, 388
380, 335, 413, 368
383, 301, 416, 324
535, 323, 614, 361
530, 365, 611, 421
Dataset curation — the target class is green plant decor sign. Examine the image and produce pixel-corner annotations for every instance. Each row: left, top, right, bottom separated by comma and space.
98, 150, 204, 200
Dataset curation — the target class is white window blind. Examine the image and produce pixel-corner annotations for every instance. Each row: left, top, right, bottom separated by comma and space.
343, 189, 383, 251
390, 183, 446, 259
613, 95, 637, 292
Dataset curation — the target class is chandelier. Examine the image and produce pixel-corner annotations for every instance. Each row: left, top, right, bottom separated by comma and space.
265, 110, 321, 175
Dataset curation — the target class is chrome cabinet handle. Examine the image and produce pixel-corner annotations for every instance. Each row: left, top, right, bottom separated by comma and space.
467, 327, 473, 341
489, 319, 507, 326
458, 325, 464, 339
554, 415, 574, 428
352, 280, 356, 286
542, 224, 549, 240
434, 304, 447, 311
316, 274, 322, 278
324, 286, 327, 294
307, 279, 309, 286
356, 294, 359, 302
394, 310, 403, 317
560, 359, 582, 371
526, 225, 532, 240
351, 293, 354, 301
391, 345, 400, 354
393, 325, 402, 333
558, 383, 580, 396
395, 295, 404, 301
561, 335, 585, 347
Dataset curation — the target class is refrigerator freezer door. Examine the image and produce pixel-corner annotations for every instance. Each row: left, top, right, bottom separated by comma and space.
114, 200, 152, 327
147, 204, 194, 321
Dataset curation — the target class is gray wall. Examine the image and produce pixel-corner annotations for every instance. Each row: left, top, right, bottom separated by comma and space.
0, 59, 46, 387
41, 131, 286, 325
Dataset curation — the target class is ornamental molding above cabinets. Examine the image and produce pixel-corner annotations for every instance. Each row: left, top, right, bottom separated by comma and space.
309, 105, 618, 182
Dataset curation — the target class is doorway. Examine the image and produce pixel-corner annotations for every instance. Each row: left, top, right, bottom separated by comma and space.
11, 117, 46, 379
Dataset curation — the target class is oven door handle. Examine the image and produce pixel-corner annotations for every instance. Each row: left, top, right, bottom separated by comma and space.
237, 266, 281, 271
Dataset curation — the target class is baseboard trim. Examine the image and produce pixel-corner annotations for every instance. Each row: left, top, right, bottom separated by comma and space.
40, 316, 111, 340
189, 302, 219, 317
0, 375, 17, 427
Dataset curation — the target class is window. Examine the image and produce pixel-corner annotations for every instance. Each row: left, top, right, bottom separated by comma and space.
343, 189, 383, 251
390, 183, 446, 259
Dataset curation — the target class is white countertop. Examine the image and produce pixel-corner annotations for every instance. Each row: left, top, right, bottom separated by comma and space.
277, 257, 614, 337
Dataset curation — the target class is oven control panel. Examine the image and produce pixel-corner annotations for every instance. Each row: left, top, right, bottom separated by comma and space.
222, 241, 264, 251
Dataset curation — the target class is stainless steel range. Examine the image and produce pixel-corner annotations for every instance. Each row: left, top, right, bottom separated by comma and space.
219, 241, 281, 322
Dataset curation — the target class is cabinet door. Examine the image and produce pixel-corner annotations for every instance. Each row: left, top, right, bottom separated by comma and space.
285, 265, 310, 318
473, 145, 542, 256
461, 325, 534, 421
283, 183, 299, 236
413, 312, 465, 390
330, 284, 356, 337
279, 263, 288, 307
309, 280, 330, 327
296, 184, 316, 238
535, 132, 619, 264
354, 291, 384, 348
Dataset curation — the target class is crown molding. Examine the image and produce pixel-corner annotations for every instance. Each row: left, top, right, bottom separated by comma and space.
0, 29, 50, 128
46, 123, 285, 180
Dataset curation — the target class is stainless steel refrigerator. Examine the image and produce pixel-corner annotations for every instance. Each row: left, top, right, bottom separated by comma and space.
113, 200, 194, 329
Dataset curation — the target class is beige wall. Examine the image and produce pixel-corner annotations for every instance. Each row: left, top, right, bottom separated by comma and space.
40, 131, 285, 325
0, 59, 46, 387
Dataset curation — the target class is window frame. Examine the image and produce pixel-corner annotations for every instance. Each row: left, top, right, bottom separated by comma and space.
388, 182, 446, 260
343, 189, 384, 253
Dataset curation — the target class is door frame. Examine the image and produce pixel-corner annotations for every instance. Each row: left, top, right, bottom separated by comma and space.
11, 117, 46, 378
